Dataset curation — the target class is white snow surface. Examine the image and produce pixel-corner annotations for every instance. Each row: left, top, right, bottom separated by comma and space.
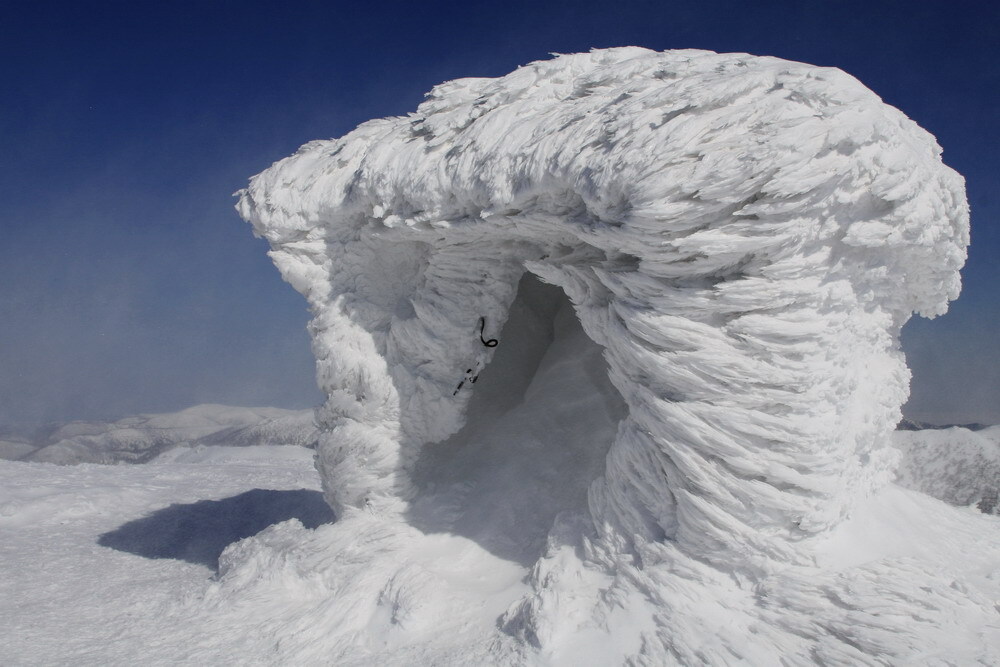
231, 47, 986, 663
1, 423, 999, 666
0, 446, 329, 666
0, 403, 996, 666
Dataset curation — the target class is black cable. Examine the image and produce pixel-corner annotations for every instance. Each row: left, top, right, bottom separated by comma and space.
478, 317, 499, 347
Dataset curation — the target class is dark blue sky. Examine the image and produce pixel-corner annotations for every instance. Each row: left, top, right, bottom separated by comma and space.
1, 0, 996, 426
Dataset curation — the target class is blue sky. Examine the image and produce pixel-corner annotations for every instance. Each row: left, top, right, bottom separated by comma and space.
1, 0, 996, 427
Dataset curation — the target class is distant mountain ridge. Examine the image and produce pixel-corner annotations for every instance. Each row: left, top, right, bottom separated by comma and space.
896, 418, 990, 432
0, 404, 317, 465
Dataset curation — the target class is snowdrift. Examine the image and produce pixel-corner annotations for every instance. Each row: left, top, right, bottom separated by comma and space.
235, 49, 994, 664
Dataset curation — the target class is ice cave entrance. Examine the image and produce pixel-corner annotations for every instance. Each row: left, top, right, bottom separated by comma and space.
409, 272, 627, 565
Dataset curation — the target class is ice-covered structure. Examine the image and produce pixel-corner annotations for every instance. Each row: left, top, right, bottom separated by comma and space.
235, 49, 990, 664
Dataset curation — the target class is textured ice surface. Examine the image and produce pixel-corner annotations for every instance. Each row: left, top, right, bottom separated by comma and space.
236, 49, 990, 664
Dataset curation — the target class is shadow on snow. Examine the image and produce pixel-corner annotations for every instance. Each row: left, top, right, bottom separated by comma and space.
97, 488, 334, 568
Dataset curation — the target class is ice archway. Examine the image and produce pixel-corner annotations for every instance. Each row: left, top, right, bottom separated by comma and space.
237, 48, 973, 662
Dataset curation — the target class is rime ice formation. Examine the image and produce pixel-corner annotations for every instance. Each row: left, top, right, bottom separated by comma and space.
236, 49, 988, 664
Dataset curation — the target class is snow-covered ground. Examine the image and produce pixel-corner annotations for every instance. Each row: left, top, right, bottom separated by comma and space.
1, 371, 998, 665
0, 445, 326, 666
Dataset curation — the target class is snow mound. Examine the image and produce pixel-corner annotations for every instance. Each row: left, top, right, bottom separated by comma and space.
235, 49, 988, 663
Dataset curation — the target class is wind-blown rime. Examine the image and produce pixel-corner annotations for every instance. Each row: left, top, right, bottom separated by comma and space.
238, 49, 977, 663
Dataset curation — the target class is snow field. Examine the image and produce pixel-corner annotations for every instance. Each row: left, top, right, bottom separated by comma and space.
0, 447, 321, 666
1, 419, 999, 664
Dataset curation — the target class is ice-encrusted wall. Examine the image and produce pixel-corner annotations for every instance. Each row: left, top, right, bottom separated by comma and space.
237, 48, 972, 661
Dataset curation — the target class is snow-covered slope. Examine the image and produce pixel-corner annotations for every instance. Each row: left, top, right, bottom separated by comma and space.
4, 404, 318, 464
0, 434, 36, 460
893, 425, 1000, 513
0, 446, 328, 666
233, 47, 986, 663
